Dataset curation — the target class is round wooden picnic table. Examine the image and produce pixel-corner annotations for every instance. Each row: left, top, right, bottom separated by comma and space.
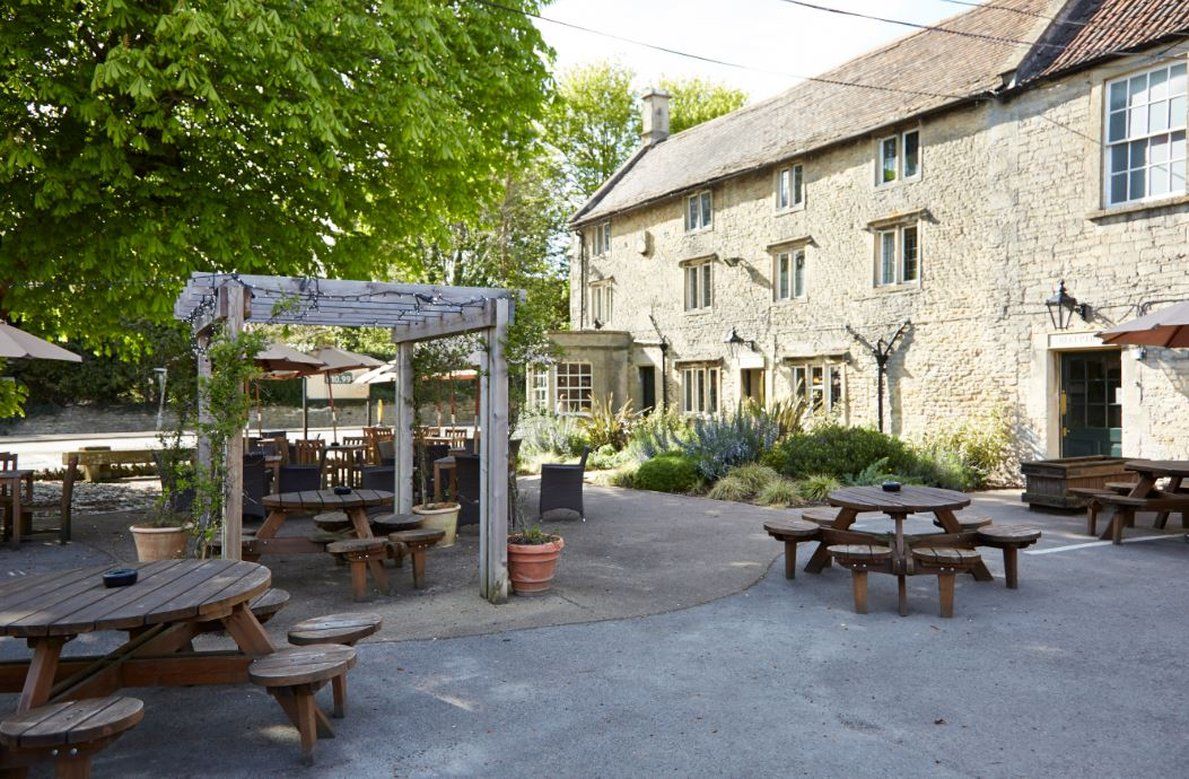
254, 489, 393, 557
813, 486, 987, 616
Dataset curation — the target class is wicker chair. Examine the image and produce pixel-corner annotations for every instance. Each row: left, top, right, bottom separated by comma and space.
243, 453, 267, 522
278, 464, 322, 494
539, 448, 589, 521
454, 453, 481, 526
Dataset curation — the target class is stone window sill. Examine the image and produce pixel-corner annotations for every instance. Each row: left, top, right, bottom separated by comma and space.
1087, 194, 1189, 222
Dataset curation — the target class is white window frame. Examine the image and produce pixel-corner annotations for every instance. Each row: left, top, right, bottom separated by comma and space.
684, 190, 713, 232
590, 281, 613, 325
528, 367, 549, 410
775, 164, 804, 211
787, 360, 846, 416
1103, 61, 1187, 207
681, 365, 720, 415
876, 129, 922, 186
554, 362, 593, 415
591, 221, 611, 257
684, 260, 713, 312
774, 248, 807, 301
874, 222, 921, 288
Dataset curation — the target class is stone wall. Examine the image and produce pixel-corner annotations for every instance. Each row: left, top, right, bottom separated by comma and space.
565, 46, 1189, 461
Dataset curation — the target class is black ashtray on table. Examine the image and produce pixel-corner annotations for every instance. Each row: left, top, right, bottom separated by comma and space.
103, 568, 138, 588
881, 481, 902, 493
333, 486, 352, 496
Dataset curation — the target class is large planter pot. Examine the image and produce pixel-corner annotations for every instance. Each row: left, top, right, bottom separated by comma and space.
129, 524, 189, 562
507, 536, 564, 596
1020, 456, 1136, 511
412, 503, 461, 547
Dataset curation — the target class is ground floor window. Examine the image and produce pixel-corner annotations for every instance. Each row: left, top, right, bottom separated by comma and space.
788, 360, 845, 415
555, 362, 593, 414
681, 365, 720, 414
528, 367, 549, 410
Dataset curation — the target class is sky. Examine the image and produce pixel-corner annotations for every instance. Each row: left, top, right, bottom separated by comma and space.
535, 0, 978, 102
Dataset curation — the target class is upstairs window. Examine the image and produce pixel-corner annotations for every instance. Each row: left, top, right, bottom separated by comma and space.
684, 261, 713, 311
875, 224, 920, 287
685, 190, 713, 232
877, 129, 921, 185
681, 365, 720, 415
1104, 62, 1187, 206
775, 164, 804, 211
774, 248, 806, 301
590, 282, 613, 325
591, 221, 611, 256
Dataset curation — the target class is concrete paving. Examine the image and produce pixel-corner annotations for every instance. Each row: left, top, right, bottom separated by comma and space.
2, 487, 1188, 776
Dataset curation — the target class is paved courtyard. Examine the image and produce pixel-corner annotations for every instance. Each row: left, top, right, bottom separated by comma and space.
2, 485, 1187, 776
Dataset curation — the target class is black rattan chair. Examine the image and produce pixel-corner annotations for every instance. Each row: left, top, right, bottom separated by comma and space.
454, 453, 481, 526
242, 453, 267, 522
277, 464, 321, 494
539, 448, 589, 521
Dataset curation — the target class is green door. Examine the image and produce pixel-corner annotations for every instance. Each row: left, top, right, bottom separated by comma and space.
1060, 351, 1122, 457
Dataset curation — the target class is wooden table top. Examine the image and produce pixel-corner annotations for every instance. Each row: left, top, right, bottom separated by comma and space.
1124, 459, 1189, 478
0, 560, 270, 639
263, 488, 393, 511
828, 485, 970, 513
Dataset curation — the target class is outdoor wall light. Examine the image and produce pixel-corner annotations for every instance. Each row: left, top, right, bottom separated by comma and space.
724, 327, 757, 356
1045, 280, 1091, 330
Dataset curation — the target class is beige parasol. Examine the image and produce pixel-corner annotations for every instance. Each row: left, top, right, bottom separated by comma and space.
306, 347, 384, 442
0, 322, 82, 362
1098, 301, 1189, 348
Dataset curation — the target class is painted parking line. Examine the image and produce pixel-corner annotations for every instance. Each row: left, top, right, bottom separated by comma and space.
1026, 534, 1187, 555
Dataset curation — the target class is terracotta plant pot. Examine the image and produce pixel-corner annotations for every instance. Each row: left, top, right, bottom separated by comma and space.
130, 524, 189, 562
507, 535, 564, 596
412, 503, 461, 547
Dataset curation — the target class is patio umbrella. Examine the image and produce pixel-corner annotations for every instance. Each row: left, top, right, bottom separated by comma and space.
0, 322, 82, 362
1098, 301, 1189, 348
307, 347, 383, 443
252, 344, 326, 438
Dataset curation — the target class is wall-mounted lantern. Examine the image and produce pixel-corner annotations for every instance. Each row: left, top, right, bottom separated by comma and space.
1045, 280, 1090, 330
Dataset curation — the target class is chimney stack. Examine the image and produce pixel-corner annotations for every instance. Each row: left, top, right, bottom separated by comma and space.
641, 88, 671, 146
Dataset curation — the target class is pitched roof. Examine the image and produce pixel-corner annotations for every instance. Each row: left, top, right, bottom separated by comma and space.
570, 0, 1188, 226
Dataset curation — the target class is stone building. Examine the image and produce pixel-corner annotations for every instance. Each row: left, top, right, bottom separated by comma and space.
531, 0, 1189, 461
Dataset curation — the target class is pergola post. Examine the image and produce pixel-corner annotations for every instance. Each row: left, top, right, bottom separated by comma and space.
220, 284, 247, 561
394, 341, 415, 513
479, 298, 511, 603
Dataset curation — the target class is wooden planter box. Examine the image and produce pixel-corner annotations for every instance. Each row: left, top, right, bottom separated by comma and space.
1020, 456, 1136, 510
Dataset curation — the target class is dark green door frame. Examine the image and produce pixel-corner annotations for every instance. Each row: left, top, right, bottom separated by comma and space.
1059, 350, 1122, 457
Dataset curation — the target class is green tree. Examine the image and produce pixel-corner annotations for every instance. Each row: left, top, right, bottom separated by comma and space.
0, 0, 552, 351
659, 76, 748, 135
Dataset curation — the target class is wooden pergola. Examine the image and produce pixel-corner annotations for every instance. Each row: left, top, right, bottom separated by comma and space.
174, 272, 518, 603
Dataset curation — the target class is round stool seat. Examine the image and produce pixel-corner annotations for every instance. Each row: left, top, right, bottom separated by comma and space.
828, 544, 892, 561
976, 525, 1042, 545
1, 697, 144, 749
932, 515, 993, 531
249, 588, 290, 623
314, 512, 352, 532
249, 645, 357, 688
800, 508, 840, 527
912, 547, 982, 565
764, 517, 820, 538
288, 613, 383, 646
327, 537, 387, 556
370, 513, 423, 533
388, 528, 445, 546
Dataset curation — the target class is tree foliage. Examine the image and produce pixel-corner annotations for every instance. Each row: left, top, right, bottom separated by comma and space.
0, 0, 552, 350
659, 77, 748, 135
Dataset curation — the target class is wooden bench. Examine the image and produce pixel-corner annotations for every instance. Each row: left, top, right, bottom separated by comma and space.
63, 448, 191, 483
827, 544, 893, 614
975, 526, 1041, 589
370, 512, 423, 539
763, 517, 820, 579
387, 528, 445, 589
911, 547, 983, 618
0, 696, 143, 778
1068, 487, 1118, 535
195, 588, 290, 635
313, 512, 353, 533
249, 645, 357, 766
931, 514, 992, 531
288, 614, 383, 719
326, 538, 390, 601
1085, 492, 1189, 543
800, 507, 840, 527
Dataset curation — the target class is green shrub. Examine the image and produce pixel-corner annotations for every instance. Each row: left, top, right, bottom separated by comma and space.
633, 454, 701, 493
609, 466, 637, 488
914, 409, 1013, 488
678, 404, 789, 481
841, 457, 896, 486
765, 424, 916, 480
727, 463, 781, 495
517, 411, 588, 457
796, 474, 841, 503
588, 444, 633, 471
581, 395, 637, 451
706, 475, 751, 502
629, 405, 691, 460
757, 478, 801, 507
906, 450, 978, 491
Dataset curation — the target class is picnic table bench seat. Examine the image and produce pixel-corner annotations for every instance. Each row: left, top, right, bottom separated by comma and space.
975, 526, 1041, 589
0, 696, 144, 778
387, 529, 444, 589
287, 613, 382, 719
827, 544, 893, 614
326, 538, 390, 602
763, 517, 820, 580
249, 645, 357, 766
369, 512, 422, 537
911, 547, 983, 618
931, 514, 992, 531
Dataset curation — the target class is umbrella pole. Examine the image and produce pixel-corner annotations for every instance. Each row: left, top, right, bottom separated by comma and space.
327, 373, 339, 444
302, 376, 309, 439
255, 381, 264, 438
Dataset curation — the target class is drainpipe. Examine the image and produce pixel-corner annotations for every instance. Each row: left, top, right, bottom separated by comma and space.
577, 232, 588, 330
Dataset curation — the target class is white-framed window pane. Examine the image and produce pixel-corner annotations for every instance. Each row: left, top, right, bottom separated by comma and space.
903, 130, 920, 178
685, 267, 696, 310
1104, 63, 1188, 205
880, 231, 896, 284
777, 252, 790, 299
687, 195, 698, 230
828, 365, 843, 410
793, 249, 805, 298
701, 264, 712, 308
708, 368, 719, 414
880, 137, 897, 183
683, 370, 693, 412
791, 366, 807, 400
555, 362, 592, 414
777, 168, 790, 209
809, 366, 825, 411
792, 164, 803, 204
901, 226, 919, 282
700, 191, 712, 227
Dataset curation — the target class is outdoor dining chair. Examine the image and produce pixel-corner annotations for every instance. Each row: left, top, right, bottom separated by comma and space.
278, 464, 322, 494
454, 453, 481, 526
242, 453, 267, 522
539, 448, 589, 522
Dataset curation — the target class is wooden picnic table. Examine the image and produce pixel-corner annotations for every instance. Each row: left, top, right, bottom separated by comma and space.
806, 486, 993, 615
253, 489, 393, 557
1093, 459, 1189, 541
0, 470, 34, 548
